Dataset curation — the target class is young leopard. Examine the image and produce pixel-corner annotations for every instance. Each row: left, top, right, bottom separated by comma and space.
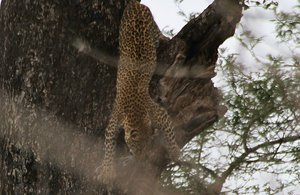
98, 0, 180, 185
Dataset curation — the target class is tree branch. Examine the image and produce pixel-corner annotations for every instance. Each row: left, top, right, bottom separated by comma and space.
156, 0, 242, 150
209, 135, 300, 193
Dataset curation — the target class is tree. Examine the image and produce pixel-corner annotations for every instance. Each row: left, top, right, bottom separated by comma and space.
5, 0, 296, 194
162, 1, 300, 194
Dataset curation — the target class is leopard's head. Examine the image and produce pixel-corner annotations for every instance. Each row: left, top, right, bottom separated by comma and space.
123, 116, 153, 159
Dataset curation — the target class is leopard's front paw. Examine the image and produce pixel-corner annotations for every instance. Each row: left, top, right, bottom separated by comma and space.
169, 144, 181, 162
95, 163, 116, 186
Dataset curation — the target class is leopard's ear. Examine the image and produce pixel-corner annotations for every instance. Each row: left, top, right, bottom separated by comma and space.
130, 129, 139, 140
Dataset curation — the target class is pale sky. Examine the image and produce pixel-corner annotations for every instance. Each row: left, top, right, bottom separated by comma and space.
142, 0, 213, 33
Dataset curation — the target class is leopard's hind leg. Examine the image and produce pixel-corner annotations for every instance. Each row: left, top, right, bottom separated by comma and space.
147, 99, 181, 161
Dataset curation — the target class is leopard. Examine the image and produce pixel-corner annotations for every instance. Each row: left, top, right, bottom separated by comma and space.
98, 0, 181, 185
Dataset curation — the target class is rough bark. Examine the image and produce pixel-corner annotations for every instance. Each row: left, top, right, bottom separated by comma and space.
0, 0, 242, 194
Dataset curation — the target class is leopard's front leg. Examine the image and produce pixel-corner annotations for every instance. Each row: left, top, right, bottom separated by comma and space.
96, 104, 121, 185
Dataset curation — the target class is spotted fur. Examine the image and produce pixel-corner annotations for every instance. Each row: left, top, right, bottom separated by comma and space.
98, 0, 180, 185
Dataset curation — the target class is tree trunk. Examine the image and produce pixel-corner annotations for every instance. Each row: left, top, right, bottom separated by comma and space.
0, 0, 242, 194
